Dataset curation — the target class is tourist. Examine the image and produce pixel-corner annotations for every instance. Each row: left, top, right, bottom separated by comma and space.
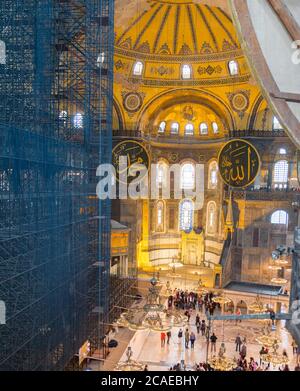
178, 328, 183, 345
190, 331, 196, 349
259, 346, 268, 365
144, 364, 148, 371
235, 308, 242, 325
167, 330, 171, 345
196, 314, 201, 334
201, 320, 206, 336
161, 331, 166, 347
235, 334, 242, 352
210, 332, 217, 354
240, 343, 247, 360
292, 339, 298, 355
185, 328, 190, 349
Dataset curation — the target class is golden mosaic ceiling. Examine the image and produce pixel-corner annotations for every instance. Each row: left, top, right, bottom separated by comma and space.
115, 0, 240, 60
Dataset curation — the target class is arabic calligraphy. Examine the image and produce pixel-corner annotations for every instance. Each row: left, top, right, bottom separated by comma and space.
218, 139, 260, 188
112, 140, 150, 184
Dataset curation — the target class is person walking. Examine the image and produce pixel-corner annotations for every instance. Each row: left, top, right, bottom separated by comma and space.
178, 328, 183, 345
240, 343, 247, 360
201, 320, 206, 336
185, 328, 190, 349
161, 332, 166, 347
167, 330, 171, 345
235, 334, 242, 352
210, 333, 217, 354
190, 331, 196, 350
196, 314, 201, 335
292, 340, 298, 355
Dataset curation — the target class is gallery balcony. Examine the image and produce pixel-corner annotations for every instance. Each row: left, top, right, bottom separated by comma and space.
112, 128, 287, 144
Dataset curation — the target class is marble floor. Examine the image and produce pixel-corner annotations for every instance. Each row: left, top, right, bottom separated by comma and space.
113, 310, 298, 371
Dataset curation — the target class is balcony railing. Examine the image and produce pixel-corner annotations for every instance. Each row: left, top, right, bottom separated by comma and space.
225, 188, 299, 201
112, 129, 287, 142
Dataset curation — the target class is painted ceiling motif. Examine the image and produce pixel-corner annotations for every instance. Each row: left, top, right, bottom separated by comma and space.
115, 0, 240, 58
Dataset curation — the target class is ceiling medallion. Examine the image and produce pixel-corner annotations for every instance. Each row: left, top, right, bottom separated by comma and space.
122, 92, 145, 114
227, 90, 250, 119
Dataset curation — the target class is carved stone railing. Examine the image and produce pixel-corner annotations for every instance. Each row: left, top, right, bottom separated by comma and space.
225, 188, 299, 201
112, 129, 287, 141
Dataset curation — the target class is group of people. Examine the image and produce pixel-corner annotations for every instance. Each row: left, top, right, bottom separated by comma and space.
169, 289, 220, 317
162, 287, 300, 371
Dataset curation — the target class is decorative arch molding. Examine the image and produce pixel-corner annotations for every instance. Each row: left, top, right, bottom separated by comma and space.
113, 96, 125, 131
136, 88, 235, 132
248, 94, 265, 130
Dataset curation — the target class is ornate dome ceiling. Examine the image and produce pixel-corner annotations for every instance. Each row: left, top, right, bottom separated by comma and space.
115, 0, 241, 60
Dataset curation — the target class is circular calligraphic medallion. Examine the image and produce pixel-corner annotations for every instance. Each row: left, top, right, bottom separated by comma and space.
218, 139, 261, 188
112, 140, 150, 184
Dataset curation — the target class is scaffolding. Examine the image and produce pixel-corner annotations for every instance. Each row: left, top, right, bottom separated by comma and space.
0, 0, 114, 370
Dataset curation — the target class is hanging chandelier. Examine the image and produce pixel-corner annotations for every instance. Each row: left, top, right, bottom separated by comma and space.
212, 291, 232, 305
116, 278, 187, 332
261, 342, 289, 366
268, 264, 282, 271
256, 331, 280, 347
196, 278, 209, 295
248, 295, 265, 313
114, 348, 144, 371
207, 356, 236, 371
271, 277, 288, 285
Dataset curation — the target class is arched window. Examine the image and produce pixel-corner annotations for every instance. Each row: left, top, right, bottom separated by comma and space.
171, 122, 179, 134
200, 123, 208, 135
158, 121, 166, 133
179, 199, 194, 231
273, 116, 283, 131
279, 148, 287, 155
73, 113, 83, 128
133, 61, 143, 76
228, 60, 239, 76
271, 210, 288, 225
185, 123, 194, 136
0, 40, 6, 64
156, 162, 168, 188
212, 122, 219, 134
206, 201, 217, 234
273, 160, 288, 188
208, 161, 218, 189
181, 163, 195, 190
182, 64, 192, 79
156, 201, 164, 231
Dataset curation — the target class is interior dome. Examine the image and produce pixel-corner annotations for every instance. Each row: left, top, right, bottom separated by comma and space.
115, 0, 240, 60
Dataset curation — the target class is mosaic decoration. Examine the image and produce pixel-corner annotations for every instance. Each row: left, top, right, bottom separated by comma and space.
115, 73, 142, 91
168, 152, 179, 163
137, 41, 151, 54
182, 105, 195, 121
200, 42, 214, 54
158, 43, 171, 55
227, 90, 250, 119
122, 91, 145, 114
218, 139, 261, 188
150, 66, 175, 76
115, 59, 127, 70
197, 64, 222, 76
